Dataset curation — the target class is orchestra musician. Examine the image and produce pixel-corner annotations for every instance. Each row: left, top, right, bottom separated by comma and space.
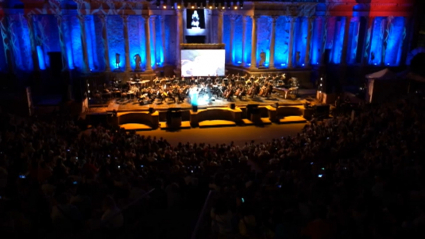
108, 73, 292, 105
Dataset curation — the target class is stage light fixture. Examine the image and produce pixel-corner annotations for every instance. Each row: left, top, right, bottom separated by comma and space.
209, 6, 212, 9
177, 5, 181, 9
163, 5, 167, 9
192, 5, 194, 9
222, 6, 225, 9
234, 6, 237, 9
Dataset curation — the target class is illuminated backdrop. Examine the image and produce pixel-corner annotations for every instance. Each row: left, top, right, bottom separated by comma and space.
0, 0, 417, 77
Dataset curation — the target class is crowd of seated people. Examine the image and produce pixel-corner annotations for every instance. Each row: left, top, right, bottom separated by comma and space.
0, 94, 425, 239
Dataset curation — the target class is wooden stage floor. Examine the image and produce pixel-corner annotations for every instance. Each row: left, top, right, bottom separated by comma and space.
88, 89, 316, 114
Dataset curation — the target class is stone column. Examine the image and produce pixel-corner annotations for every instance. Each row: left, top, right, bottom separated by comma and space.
217, 10, 224, 43
24, 14, 40, 72
229, 15, 237, 64
77, 14, 89, 72
160, 14, 166, 65
381, 17, 391, 66
143, 15, 153, 72
341, 16, 352, 65
288, 16, 296, 68
121, 15, 132, 72
56, 14, 69, 71
269, 15, 278, 69
0, 15, 15, 72
401, 16, 411, 65
361, 17, 375, 66
98, 14, 111, 72
150, 15, 157, 68
250, 15, 259, 69
305, 16, 314, 67
176, 9, 183, 70
208, 10, 213, 43
320, 16, 328, 66
242, 15, 247, 66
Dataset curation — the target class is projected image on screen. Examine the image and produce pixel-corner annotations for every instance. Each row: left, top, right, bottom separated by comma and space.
186, 9, 205, 29
181, 50, 225, 77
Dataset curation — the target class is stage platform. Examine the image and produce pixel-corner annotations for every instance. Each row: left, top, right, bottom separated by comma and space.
88, 89, 316, 114
84, 89, 318, 130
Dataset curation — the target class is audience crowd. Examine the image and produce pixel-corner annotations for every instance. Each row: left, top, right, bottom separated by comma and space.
0, 94, 425, 239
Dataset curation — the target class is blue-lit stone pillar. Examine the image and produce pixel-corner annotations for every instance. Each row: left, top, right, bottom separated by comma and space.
269, 16, 278, 69
56, 14, 69, 71
341, 16, 352, 65
160, 14, 166, 66
305, 16, 314, 68
207, 10, 213, 43
150, 15, 157, 68
361, 17, 375, 66
229, 15, 236, 64
401, 17, 411, 65
0, 15, 14, 73
99, 14, 111, 72
288, 16, 295, 68
242, 16, 247, 66
122, 15, 132, 72
218, 10, 224, 44
143, 15, 153, 72
24, 14, 39, 72
176, 9, 183, 70
320, 16, 328, 65
381, 17, 390, 66
250, 15, 258, 69
77, 14, 89, 72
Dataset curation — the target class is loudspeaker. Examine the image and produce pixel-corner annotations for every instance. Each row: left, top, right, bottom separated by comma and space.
246, 104, 259, 118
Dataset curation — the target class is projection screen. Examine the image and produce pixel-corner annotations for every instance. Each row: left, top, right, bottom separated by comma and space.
181, 49, 225, 77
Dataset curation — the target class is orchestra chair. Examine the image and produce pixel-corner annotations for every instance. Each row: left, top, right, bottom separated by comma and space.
121, 91, 128, 101
113, 88, 121, 98
127, 91, 135, 101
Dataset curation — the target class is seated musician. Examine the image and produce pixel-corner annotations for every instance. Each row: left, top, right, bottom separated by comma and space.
267, 83, 274, 97
235, 84, 245, 100
224, 84, 234, 101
